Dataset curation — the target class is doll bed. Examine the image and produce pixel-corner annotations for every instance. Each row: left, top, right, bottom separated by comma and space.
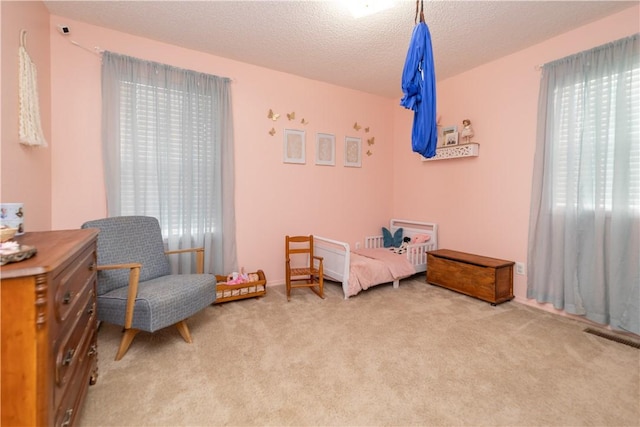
314, 219, 438, 299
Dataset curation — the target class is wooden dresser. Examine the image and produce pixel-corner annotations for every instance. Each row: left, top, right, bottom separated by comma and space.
1, 229, 99, 427
427, 249, 514, 305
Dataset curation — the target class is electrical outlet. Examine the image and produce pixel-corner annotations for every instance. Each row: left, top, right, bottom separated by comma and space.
515, 262, 526, 276
355, 242, 361, 249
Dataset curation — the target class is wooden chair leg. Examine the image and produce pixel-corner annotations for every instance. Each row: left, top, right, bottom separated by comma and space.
115, 328, 140, 361
309, 286, 325, 299
175, 320, 192, 343
309, 276, 325, 299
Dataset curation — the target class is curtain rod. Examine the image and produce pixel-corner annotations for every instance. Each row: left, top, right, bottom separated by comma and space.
69, 40, 103, 56
67, 38, 236, 82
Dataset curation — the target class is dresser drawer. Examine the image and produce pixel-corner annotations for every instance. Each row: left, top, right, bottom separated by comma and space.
54, 348, 96, 427
55, 289, 96, 388
54, 246, 96, 324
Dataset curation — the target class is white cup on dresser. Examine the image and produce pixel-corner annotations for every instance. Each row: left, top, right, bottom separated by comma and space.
1, 203, 25, 235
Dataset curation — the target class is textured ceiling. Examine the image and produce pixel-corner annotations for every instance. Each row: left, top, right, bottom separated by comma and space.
44, 1, 637, 99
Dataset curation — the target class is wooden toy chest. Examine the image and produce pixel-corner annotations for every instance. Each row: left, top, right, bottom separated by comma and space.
427, 249, 514, 305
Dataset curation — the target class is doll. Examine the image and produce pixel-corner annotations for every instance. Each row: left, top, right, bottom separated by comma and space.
461, 119, 474, 143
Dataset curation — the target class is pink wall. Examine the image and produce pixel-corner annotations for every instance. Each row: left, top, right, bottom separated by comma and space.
48, 16, 395, 283
1, 1, 52, 232
392, 5, 640, 302
2, 3, 636, 291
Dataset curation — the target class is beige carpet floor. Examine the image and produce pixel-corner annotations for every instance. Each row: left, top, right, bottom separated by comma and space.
78, 277, 640, 427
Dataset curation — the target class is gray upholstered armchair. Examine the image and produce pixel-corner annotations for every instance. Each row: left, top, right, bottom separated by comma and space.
82, 216, 217, 360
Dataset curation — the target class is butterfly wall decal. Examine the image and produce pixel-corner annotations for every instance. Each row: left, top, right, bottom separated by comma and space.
365, 127, 370, 133
300, 118, 309, 125
267, 109, 280, 121
366, 150, 373, 156
353, 122, 362, 131
287, 112, 296, 121
367, 137, 375, 146
268, 128, 276, 136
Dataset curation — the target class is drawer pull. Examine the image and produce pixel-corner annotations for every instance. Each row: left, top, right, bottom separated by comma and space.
87, 306, 95, 316
89, 262, 96, 271
62, 291, 73, 304
88, 344, 97, 357
61, 408, 73, 427
62, 349, 75, 366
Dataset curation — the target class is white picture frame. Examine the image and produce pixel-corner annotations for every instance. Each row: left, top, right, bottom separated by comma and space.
283, 129, 306, 164
315, 133, 335, 166
445, 131, 459, 146
344, 136, 362, 167
441, 125, 457, 147
442, 125, 457, 136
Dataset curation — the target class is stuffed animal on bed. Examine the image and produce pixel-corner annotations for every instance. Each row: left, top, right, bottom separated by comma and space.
382, 227, 404, 248
412, 234, 431, 244
391, 237, 412, 254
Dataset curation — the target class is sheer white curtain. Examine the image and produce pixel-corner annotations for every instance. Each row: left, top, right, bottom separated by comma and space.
528, 34, 639, 335
101, 51, 237, 275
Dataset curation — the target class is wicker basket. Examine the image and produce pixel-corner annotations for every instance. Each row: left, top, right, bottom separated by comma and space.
0, 227, 18, 243
214, 269, 266, 304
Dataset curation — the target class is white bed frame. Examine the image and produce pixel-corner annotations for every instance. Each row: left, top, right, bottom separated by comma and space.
314, 219, 438, 299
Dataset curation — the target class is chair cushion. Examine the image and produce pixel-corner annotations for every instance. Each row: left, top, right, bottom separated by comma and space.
82, 216, 171, 295
97, 274, 217, 332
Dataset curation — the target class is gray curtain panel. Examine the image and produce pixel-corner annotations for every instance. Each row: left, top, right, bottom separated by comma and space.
528, 34, 639, 334
101, 51, 238, 275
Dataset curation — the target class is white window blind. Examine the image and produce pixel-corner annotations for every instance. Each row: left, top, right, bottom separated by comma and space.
551, 65, 640, 212
118, 81, 215, 235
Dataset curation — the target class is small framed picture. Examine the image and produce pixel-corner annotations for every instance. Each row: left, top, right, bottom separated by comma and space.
445, 131, 459, 146
344, 136, 362, 167
283, 129, 306, 164
315, 133, 335, 166
442, 126, 457, 137
441, 125, 457, 147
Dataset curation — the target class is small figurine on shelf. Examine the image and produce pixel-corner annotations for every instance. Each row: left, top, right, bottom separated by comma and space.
461, 119, 474, 144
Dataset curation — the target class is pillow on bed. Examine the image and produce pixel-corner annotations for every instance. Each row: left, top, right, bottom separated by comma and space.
382, 227, 403, 248
412, 234, 431, 244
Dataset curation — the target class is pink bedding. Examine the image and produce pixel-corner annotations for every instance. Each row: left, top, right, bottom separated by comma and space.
346, 248, 416, 297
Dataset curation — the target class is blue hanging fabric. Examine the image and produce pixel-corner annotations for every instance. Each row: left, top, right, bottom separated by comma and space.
400, 1, 437, 158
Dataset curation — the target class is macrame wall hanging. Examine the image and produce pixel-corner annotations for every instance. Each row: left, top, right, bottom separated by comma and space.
18, 29, 48, 147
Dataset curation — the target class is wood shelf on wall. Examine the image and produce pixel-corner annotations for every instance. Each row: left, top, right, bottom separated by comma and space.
421, 143, 480, 161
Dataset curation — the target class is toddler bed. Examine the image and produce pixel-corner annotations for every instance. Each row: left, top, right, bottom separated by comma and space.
314, 219, 438, 299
